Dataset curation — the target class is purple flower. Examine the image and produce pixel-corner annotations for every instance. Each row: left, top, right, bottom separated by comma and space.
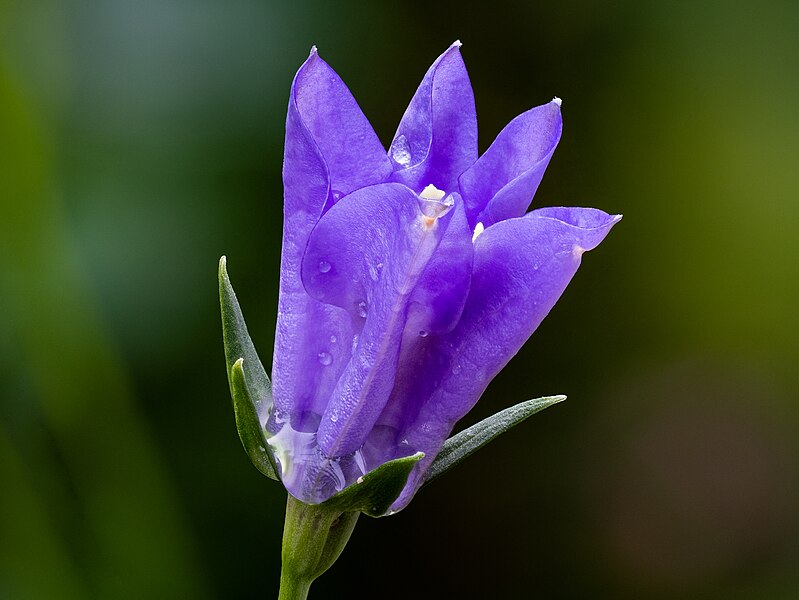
268, 42, 620, 511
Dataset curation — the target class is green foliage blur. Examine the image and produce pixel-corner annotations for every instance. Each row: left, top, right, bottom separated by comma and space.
2, 1, 798, 598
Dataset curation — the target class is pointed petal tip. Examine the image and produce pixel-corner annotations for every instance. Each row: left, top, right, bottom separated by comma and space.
438, 40, 464, 60
552, 96, 562, 107
297, 46, 320, 73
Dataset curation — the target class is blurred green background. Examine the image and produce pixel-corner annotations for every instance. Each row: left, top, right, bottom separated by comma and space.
2, 0, 798, 598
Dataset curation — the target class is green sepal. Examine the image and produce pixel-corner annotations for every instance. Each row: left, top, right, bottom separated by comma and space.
323, 452, 424, 517
230, 359, 279, 479
424, 395, 566, 485
219, 256, 279, 481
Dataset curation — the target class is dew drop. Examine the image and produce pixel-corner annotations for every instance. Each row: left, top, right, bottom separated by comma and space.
330, 414, 339, 423
419, 330, 429, 338
329, 335, 337, 343
331, 189, 343, 203
318, 260, 331, 273
368, 264, 380, 282
317, 351, 332, 366
452, 363, 462, 375
389, 134, 411, 166
357, 301, 368, 318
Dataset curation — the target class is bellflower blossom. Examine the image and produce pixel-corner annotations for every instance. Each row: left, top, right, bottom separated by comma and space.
263, 42, 620, 512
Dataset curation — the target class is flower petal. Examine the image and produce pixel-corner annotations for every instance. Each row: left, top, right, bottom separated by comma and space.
389, 42, 478, 194
460, 100, 562, 227
364, 199, 473, 464
301, 183, 452, 458
294, 48, 393, 196
389, 206, 621, 510
272, 51, 365, 431
406, 197, 474, 336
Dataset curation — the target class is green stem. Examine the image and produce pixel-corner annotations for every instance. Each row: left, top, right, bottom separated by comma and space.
278, 495, 360, 600
278, 573, 310, 600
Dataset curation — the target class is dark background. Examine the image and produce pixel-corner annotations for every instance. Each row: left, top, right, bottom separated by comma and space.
2, 1, 799, 598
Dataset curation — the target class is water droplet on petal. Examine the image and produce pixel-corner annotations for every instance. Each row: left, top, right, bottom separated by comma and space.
329, 335, 337, 343
331, 189, 343, 202
357, 301, 368, 318
318, 260, 331, 273
389, 134, 411, 166
419, 330, 429, 337
452, 363, 462, 374
368, 264, 380, 282
330, 414, 338, 423
317, 351, 332, 366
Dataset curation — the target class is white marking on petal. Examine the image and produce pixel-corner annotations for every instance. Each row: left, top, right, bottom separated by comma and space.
552, 96, 562, 106
472, 222, 485, 243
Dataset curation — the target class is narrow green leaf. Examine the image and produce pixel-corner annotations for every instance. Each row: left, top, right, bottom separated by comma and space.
424, 395, 566, 485
323, 452, 425, 517
230, 359, 279, 479
219, 256, 279, 480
